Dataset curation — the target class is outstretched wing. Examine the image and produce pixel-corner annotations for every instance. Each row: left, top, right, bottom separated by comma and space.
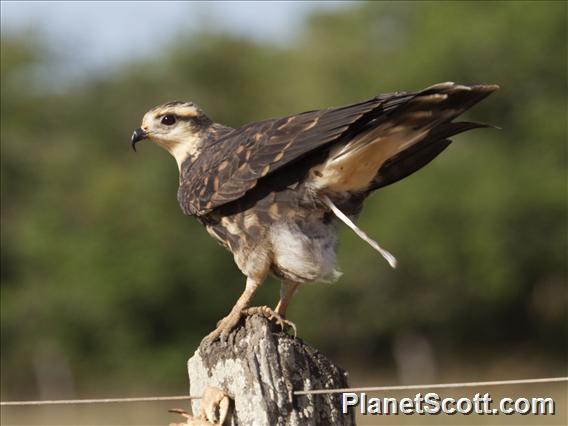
179, 92, 414, 215
180, 82, 497, 216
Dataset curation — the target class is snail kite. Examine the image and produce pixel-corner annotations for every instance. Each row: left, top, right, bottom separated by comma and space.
131, 82, 499, 343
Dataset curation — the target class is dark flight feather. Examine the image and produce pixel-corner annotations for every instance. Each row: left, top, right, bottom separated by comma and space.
372, 121, 494, 190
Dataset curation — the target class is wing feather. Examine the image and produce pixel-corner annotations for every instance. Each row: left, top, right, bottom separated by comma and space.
180, 96, 400, 215
179, 83, 498, 216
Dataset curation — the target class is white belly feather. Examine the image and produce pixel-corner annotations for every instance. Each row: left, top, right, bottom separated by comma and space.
270, 221, 341, 283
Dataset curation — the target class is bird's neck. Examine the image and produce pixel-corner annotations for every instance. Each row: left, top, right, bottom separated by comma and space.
170, 143, 194, 170
158, 133, 204, 171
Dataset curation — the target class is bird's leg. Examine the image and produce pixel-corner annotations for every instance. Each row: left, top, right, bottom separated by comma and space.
202, 277, 261, 344
275, 280, 300, 318
243, 280, 299, 336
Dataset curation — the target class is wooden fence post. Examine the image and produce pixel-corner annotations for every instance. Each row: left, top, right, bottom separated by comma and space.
187, 314, 355, 425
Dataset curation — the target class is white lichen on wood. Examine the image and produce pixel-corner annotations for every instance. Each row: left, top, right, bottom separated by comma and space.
187, 315, 355, 426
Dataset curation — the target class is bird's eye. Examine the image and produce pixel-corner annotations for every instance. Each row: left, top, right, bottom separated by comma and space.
161, 114, 176, 125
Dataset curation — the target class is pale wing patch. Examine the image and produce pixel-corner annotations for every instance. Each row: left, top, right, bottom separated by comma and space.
310, 124, 429, 193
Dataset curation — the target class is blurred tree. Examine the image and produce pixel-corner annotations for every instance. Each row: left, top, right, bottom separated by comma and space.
1, 1, 566, 398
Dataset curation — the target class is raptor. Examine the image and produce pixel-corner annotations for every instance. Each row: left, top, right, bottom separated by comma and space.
131, 82, 498, 343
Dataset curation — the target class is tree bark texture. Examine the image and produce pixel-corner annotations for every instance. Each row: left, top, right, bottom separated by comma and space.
187, 314, 355, 426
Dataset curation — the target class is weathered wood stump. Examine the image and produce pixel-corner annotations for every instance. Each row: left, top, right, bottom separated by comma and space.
187, 314, 355, 425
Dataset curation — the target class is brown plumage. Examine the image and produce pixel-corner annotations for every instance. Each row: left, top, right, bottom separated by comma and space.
131, 82, 499, 343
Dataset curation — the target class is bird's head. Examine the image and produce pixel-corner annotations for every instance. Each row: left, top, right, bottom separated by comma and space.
131, 101, 212, 168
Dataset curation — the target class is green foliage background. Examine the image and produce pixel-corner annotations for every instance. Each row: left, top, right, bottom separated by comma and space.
1, 1, 566, 399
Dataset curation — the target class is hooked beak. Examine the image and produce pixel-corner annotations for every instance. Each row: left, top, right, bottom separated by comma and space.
131, 128, 148, 152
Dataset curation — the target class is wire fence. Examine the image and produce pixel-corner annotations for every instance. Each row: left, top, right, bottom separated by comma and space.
2, 376, 566, 406
293, 376, 568, 396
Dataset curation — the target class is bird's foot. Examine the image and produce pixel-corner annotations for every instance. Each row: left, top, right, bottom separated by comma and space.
202, 308, 244, 345
202, 305, 296, 346
243, 306, 297, 337
169, 386, 230, 426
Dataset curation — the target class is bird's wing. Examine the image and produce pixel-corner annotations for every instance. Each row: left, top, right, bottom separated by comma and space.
179, 92, 412, 215
372, 121, 495, 190
180, 83, 497, 216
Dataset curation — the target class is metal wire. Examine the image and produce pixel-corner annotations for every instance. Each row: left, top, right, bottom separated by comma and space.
294, 376, 568, 396
1, 376, 566, 406
0, 395, 200, 406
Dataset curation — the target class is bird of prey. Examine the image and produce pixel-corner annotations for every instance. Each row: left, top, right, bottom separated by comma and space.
131, 82, 498, 343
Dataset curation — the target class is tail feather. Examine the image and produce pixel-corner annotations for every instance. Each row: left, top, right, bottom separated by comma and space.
321, 195, 398, 269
